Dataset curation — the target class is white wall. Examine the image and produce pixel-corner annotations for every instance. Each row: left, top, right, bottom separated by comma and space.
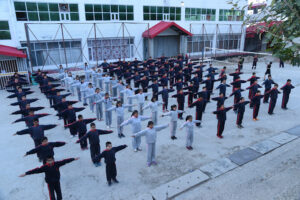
0, 0, 248, 69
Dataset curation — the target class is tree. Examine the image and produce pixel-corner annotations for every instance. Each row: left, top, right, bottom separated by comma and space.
228, 0, 300, 65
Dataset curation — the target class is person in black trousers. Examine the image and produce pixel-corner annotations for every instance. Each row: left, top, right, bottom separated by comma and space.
65, 115, 96, 150
279, 59, 284, 68
24, 136, 65, 163
234, 97, 250, 128
172, 89, 189, 119
266, 84, 281, 115
189, 97, 205, 127
252, 55, 258, 69
14, 119, 57, 161
281, 79, 295, 110
96, 142, 127, 186
19, 157, 79, 200
262, 75, 276, 103
76, 123, 113, 167
213, 105, 233, 139
251, 91, 264, 121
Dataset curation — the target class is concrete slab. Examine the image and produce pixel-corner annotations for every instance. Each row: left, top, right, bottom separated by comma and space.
250, 139, 281, 154
270, 132, 298, 145
285, 125, 300, 136
151, 170, 209, 200
228, 148, 262, 166
199, 158, 238, 178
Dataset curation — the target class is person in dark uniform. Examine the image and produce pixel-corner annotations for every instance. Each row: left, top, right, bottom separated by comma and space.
213, 105, 233, 139
251, 91, 264, 121
19, 157, 79, 200
95, 142, 127, 186
234, 97, 250, 128
280, 79, 295, 110
266, 84, 280, 115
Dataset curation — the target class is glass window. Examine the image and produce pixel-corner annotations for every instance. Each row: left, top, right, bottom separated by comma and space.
157, 14, 162, 20
176, 14, 181, 20
14, 2, 26, 11
151, 6, 156, 13
119, 5, 126, 12
164, 7, 169, 13
150, 14, 156, 20
38, 3, 48, 11
70, 13, 79, 21
157, 7, 163, 13
0, 31, 11, 40
144, 6, 149, 13
0, 21, 9, 30
120, 13, 126, 20
170, 14, 175, 20
16, 12, 27, 21
86, 13, 94, 20
176, 7, 181, 14
111, 5, 118, 12
103, 5, 110, 12
103, 13, 110, 20
39, 12, 49, 21
85, 4, 93, 12
127, 13, 133, 20
50, 12, 60, 21
26, 2, 37, 11
144, 14, 149, 20
127, 6, 133, 12
69, 4, 78, 12
28, 12, 39, 21
185, 8, 190, 14
170, 7, 175, 14
49, 3, 59, 11
94, 5, 102, 12
95, 13, 102, 20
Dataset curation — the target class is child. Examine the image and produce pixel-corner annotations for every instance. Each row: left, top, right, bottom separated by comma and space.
120, 85, 137, 112
172, 89, 189, 120
129, 89, 152, 115
133, 121, 168, 167
266, 84, 280, 114
76, 123, 113, 167
24, 136, 65, 163
84, 83, 95, 112
79, 78, 89, 106
234, 97, 250, 128
158, 86, 174, 112
95, 142, 127, 186
120, 110, 151, 152
13, 112, 49, 127
142, 97, 163, 125
65, 115, 96, 150
216, 79, 231, 97
251, 91, 264, 121
281, 79, 295, 110
212, 93, 228, 109
19, 157, 79, 200
107, 101, 134, 138
14, 119, 57, 160
213, 105, 233, 138
93, 88, 105, 121
95, 93, 118, 129
180, 115, 201, 150
162, 104, 184, 139
189, 97, 205, 127
262, 75, 276, 103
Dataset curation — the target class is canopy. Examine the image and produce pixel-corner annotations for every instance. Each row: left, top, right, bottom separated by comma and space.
142, 21, 192, 38
0, 45, 27, 58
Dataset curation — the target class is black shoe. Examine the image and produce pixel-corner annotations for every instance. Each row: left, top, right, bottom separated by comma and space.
171, 136, 175, 140
108, 181, 112, 186
118, 134, 122, 138
83, 103, 88, 106
112, 178, 119, 183
173, 136, 177, 139
240, 125, 244, 128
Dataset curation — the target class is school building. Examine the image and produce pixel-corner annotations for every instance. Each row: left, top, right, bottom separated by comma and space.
0, 0, 247, 71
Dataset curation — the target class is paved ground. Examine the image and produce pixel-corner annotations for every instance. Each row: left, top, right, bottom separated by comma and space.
174, 137, 300, 200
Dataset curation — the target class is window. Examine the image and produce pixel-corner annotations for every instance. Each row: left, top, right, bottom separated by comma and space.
143, 6, 181, 21
14, 2, 79, 21
187, 35, 213, 53
185, 8, 216, 21
21, 40, 82, 67
85, 4, 134, 21
219, 9, 244, 21
217, 34, 241, 49
88, 37, 134, 61
0, 21, 11, 40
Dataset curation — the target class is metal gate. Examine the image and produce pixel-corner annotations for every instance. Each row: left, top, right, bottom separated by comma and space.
154, 36, 179, 58
0, 55, 29, 89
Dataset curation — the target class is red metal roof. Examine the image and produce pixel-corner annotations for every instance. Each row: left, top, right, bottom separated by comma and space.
142, 21, 192, 38
0, 45, 27, 58
246, 21, 281, 38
